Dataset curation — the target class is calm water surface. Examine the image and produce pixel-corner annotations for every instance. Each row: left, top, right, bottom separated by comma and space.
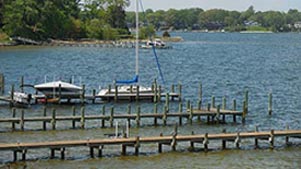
0, 32, 301, 168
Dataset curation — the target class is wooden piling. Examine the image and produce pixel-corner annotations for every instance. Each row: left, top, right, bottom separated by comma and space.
51, 109, 56, 130
135, 136, 140, 156
158, 85, 161, 101
203, 133, 209, 152
127, 105, 131, 128
43, 107, 47, 130
269, 130, 274, 149
171, 85, 175, 101
179, 102, 183, 126
20, 110, 24, 131
114, 85, 118, 102
0, 73, 4, 95
136, 106, 141, 127
72, 106, 76, 129
136, 85, 140, 101
81, 85, 85, 105
101, 106, 105, 128
154, 104, 158, 126
110, 107, 114, 127
92, 89, 96, 104
235, 132, 241, 148
268, 92, 272, 116
20, 76, 24, 93
58, 84, 62, 104
178, 83, 182, 101
216, 105, 220, 124
10, 84, 14, 107
211, 96, 215, 108
80, 106, 85, 129
189, 105, 193, 125
242, 101, 246, 124
165, 93, 169, 112
163, 105, 167, 126
232, 99, 237, 123
245, 90, 249, 114
12, 108, 16, 131
222, 129, 227, 149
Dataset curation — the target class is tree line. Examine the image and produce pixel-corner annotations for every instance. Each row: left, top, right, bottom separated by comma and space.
1, 1, 301, 41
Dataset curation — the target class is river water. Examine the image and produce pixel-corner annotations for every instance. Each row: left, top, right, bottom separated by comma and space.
0, 32, 301, 168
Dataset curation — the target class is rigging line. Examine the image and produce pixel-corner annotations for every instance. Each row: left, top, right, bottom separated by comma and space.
152, 45, 165, 85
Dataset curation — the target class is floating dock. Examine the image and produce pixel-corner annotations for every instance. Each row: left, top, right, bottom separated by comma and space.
0, 129, 300, 161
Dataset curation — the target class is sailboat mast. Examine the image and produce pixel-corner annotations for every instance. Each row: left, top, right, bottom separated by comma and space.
135, 0, 139, 76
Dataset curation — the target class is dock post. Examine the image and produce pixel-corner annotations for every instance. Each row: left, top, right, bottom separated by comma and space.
122, 144, 127, 156
60, 148, 65, 160
90, 147, 94, 158
72, 106, 76, 129
153, 83, 157, 103
178, 83, 182, 101
215, 105, 220, 124
108, 84, 111, 94
222, 97, 226, 122
179, 102, 183, 126
58, 84, 62, 104
81, 84, 85, 105
285, 124, 290, 145
20, 76, 24, 93
203, 133, 209, 152
189, 105, 193, 125
158, 85, 161, 101
21, 149, 27, 161
242, 101, 246, 124
13, 151, 17, 162
135, 136, 140, 156
12, 108, 16, 131
136, 85, 140, 101
98, 146, 103, 158
211, 96, 215, 108
43, 107, 47, 130
154, 103, 158, 126
158, 133, 163, 153
199, 83, 202, 102
127, 104, 131, 128
232, 99, 237, 123
110, 107, 114, 128
268, 92, 272, 116
136, 106, 141, 127
0, 73, 4, 95
165, 93, 169, 112
92, 89, 96, 104
244, 90, 249, 114
171, 125, 178, 151
114, 85, 118, 102
163, 105, 167, 126
50, 149, 55, 159
171, 84, 175, 101
20, 110, 24, 131
51, 109, 56, 130
235, 132, 241, 148
10, 84, 14, 107
269, 130, 274, 149
222, 129, 227, 149
207, 103, 211, 123
255, 125, 259, 148
80, 106, 85, 129
101, 106, 106, 128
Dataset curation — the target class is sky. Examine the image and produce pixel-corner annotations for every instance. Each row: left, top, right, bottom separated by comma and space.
126, 0, 301, 12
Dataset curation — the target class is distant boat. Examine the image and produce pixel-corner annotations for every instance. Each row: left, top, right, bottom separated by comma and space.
34, 81, 82, 99
141, 39, 171, 49
13, 92, 32, 105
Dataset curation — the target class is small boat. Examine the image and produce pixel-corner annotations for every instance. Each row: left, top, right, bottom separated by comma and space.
34, 81, 82, 99
13, 92, 32, 105
141, 39, 171, 49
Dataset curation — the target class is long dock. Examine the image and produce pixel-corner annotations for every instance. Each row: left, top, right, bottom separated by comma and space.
0, 104, 245, 131
0, 129, 300, 161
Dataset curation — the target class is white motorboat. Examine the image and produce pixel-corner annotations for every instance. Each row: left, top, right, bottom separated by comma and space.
34, 81, 82, 98
141, 39, 168, 49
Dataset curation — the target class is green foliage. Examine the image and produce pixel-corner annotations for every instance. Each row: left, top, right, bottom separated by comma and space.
139, 25, 155, 39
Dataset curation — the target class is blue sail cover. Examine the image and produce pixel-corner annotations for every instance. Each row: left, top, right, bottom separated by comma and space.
116, 75, 139, 84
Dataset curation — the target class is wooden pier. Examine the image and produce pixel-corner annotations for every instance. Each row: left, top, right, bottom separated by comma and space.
0, 103, 245, 131
0, 129, 300, 161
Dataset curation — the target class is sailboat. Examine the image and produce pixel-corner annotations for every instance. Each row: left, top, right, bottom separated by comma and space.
98, 0, 158, 99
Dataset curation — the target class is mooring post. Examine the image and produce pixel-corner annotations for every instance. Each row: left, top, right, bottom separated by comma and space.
171, 124, 178, 151
178, 83, 182, 101
269, 129, 274, 149
203, 133, 209, 152
20, 76, 24, 93
232, 99, 237, 123
136, 106, 141, 127
127, 104, 131, 128
135, 136, 140, 156
186, 100, 190, 113
158, 133, 163, 153
179, 102, 183, 126
242, 101, 246, 124
51, 109, 56, 130
216, 105, 220, 124
98, 146, 103, 158
207, 103, 211, 123
163, 105, 167, 126
72, 106, 76, 129
60, 148, 65, 160
0, 73, 4, 95
136, 85, 140, 101
153, 83, 157, 103
108, 84, 111, 94
222, 96, 226, 122
189, 104, 193, 125
58, 84, 62, 104
255, 125, 259, 148
92, 89, 96, 104
222, 129, 227, 149
110, 107, 114, 128
43, 107, 47, 130
12, 108, 16, 131
80, 84, 85, 105
154, 103, 158, 126
171, 84, 175, 101
20, 110, 24, 131
21, 149, 27, 161
114, 85, 118, 102
285, 124, 290, 145
235, 132, 241, 148
245, 89, 249, 114
158, 85, 161, 101
211, 96, 215, 108
50, 148, 55, 159
165, 93, 170, 112
80, 106, 85, 129
199, 83, 202, 101
101, 105, 106, 128
10, 84, 14, 107
268, 92, 272, 116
